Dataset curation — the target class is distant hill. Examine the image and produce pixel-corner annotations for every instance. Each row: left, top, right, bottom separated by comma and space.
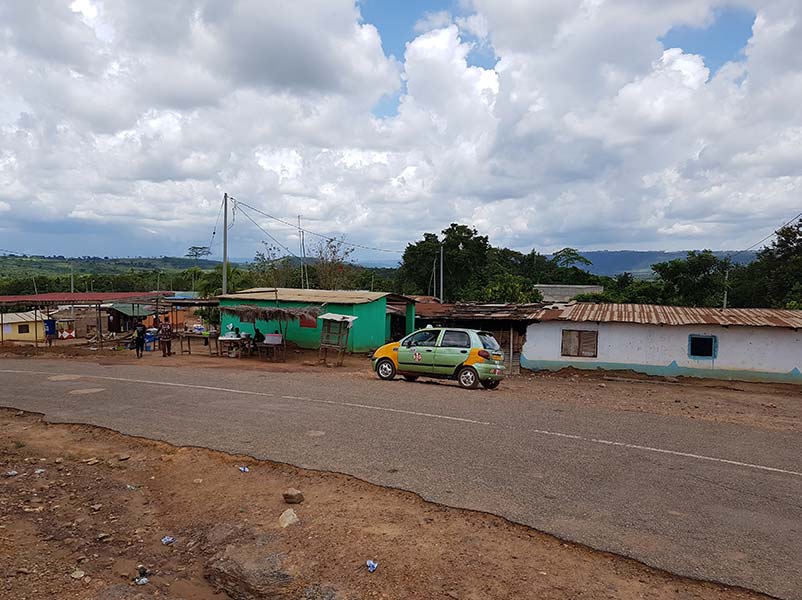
0, 255, 223, 278
573, 250, 758, 278
0, 250, 758, 280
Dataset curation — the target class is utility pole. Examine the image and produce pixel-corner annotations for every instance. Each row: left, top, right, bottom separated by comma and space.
70, 264, 75, 323
439, 243, 444, 303
298, 215, 305, 289
722, 268, 730, 309
222, 193, 229, 295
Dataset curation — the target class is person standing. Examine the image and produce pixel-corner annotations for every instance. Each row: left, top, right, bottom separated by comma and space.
133, 318, 146, 359
159, 316, 173, 357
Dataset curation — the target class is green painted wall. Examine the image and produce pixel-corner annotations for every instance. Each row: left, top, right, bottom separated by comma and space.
405, 303, 416, 334
219, 297, 394, 353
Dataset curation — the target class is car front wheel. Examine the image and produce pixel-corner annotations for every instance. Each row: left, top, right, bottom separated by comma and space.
457, 367, 479, 389
376, 359, 396, 381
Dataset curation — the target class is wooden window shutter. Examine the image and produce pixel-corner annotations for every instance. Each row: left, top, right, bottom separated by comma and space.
579, 331, 598, 357
561, 330, 579, 356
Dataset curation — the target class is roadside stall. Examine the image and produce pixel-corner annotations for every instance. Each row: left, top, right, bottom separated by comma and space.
219, 304, 321, 361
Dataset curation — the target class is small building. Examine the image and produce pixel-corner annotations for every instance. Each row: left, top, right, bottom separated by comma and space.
416, 302, 545, 374
521, 303, 802, 383
218, 288, 416, 353
534, 284, 604, 302
0, 311, 46, 343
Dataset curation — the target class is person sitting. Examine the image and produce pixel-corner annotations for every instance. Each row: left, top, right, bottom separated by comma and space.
253, 328, 265, 344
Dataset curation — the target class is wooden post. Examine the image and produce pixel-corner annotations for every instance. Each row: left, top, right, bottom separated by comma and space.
509, 326, 514, 375
34, 307, 39, 348
1, 310, 4, 345
96, 304, 103, 349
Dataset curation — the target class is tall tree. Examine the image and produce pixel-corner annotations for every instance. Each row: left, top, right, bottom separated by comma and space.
651, 250, 730, 307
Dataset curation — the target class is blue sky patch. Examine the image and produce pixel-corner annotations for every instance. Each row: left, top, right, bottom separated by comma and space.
359, 0, 496, 117
660, 6, 755, 74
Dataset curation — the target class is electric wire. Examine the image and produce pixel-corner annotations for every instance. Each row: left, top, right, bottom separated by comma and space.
235, 203, 301, 260
728, 210, 802, 262
234, 199, 402, 255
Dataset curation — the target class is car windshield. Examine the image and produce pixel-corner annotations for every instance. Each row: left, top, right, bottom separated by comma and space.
405, 329, 440, 347
478, 332, 501, 351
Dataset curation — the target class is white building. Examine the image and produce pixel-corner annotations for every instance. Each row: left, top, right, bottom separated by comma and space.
522, 303, 802, 383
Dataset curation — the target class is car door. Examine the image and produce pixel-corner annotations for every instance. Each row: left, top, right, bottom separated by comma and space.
397, 329, 441, 374
433, 330, 472, 376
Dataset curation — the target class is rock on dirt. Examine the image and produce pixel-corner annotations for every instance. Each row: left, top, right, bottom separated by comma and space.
303, 583, 341, 599
282, 488, 304, 504
95, 584, 150, 600
279, 508, 300, 528
205, 537, 294, 600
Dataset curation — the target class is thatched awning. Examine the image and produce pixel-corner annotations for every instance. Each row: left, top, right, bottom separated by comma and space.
221, 304, 321, 323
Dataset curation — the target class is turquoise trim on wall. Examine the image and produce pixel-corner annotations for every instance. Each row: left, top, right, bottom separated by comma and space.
520, 358, 802, 384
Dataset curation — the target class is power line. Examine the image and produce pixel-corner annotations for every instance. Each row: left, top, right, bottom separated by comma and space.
196, 195, 226, 258
728, 211, 802, 262
236, 203, 301, 260
234, 199, 402, 255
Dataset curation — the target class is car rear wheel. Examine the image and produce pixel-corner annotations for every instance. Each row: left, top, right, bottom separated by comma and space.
376, 359, 396, 381
481, 379, 500, 390
402, 375, 419, 382
457, 367, 479, 389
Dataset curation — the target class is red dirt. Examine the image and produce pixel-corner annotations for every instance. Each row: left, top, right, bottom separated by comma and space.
0, 409, 769, 600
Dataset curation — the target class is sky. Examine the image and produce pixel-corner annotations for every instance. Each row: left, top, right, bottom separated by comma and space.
1, 0, 801, 264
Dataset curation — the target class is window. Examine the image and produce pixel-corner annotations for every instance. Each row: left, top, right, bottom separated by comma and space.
405, 329, 440, 347
478, 332, 501, 351
299, 315, 317, 328
688, 335, 716, 359
440, 330, 471, 348
17, 324, 30, 334
561, 329, 597, 358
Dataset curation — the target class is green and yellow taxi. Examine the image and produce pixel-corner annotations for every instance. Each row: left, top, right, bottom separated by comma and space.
371, 327, 505, 389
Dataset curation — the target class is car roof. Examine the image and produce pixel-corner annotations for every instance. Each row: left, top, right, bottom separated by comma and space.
414, 327, 482, 334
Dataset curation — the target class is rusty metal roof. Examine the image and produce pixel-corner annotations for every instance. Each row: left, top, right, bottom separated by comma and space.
417, 302, 546, 321
0, 292, 171, 306
533, 303, 802, 329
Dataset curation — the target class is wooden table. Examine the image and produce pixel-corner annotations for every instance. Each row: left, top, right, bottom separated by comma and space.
178, 332, 220, 356
219, 336, 248, 358
256, 341, 286, 362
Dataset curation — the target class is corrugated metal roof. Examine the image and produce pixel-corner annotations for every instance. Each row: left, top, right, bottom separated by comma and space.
219, 288, 412, 305
0, 311, 39, 324
534, 303, 802, 329
417, 302, 545, 321
108, 303, 153, 317
0, 292, 170, 306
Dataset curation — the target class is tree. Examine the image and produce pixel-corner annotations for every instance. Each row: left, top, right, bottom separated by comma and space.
397, 224, 492, 301
186, 246, 212, 263
482, 273, 543, 303
551, 247, 592, 268
651, 250, 729, 307
250, 243, 301, 288
311, 237, 356, 290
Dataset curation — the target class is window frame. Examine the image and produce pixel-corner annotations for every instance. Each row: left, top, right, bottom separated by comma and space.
17, 324, 30, 334
403, 329, 441, 347
688, 334, 717, 360
560, 329, 598, 358
439, 330, 471, 349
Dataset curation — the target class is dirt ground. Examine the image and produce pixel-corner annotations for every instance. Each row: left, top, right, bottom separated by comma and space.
0, 409, 769, 600
2, 342, 800, 434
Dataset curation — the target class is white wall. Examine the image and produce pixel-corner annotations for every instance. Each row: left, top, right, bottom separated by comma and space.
522, 321, 802, 381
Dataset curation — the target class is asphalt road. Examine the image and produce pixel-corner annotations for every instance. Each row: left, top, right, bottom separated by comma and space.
1, 359, 800, 599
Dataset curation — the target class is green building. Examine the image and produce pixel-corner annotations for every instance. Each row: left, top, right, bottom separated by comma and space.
218, 288, 416, 353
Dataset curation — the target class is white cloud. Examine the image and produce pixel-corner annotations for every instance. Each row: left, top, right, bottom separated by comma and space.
414, 10, 453, 33
0, 0, 801, 259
